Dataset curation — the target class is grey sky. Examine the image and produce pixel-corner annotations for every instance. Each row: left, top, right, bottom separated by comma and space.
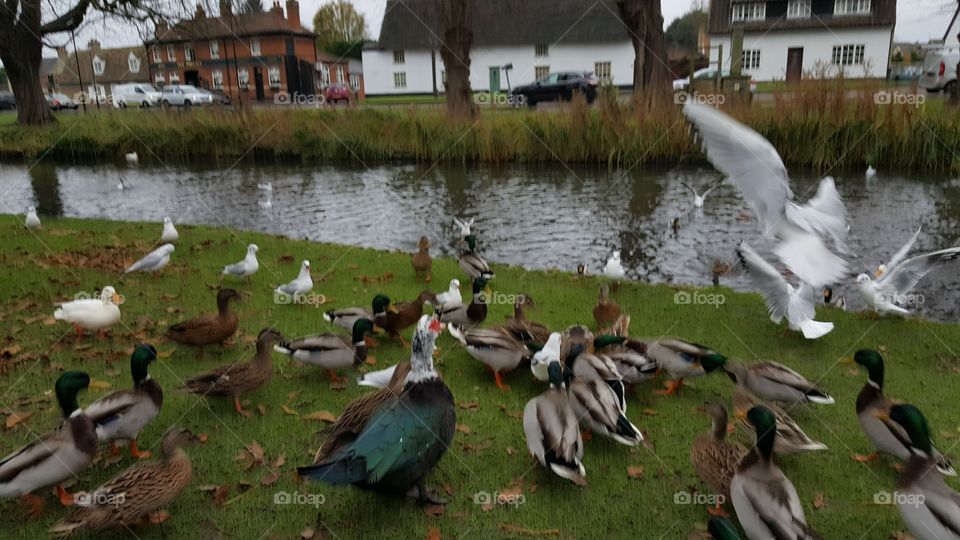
50, 0, 959, 54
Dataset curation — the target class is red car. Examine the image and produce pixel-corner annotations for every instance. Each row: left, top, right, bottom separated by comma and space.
323, 84, 352, 104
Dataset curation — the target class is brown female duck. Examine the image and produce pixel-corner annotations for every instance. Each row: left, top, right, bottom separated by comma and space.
166, 288, 240, 359
411, 235, 432, 283
592, 283, 621, 329
375, 291, 436, 345
691, 401, 746, 517
499, 295, 550, 345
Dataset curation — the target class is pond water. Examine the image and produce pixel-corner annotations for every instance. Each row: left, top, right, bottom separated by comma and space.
1, 161, 959, 322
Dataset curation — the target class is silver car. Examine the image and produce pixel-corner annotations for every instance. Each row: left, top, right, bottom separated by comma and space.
159, 84, 214, 107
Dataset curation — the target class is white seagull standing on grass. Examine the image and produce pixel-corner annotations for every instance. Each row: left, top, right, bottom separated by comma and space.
124, 244, 175, 274
737, 241, 834, 339
24, 206, 41, 230
222, 244, 260, 280
161, 217, 179, 243
603, 251, 626, 280
682, 102, 851, 288
275, 260, 313, 298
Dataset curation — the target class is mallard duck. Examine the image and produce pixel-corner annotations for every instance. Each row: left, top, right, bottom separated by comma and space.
593, 335, 658, 385
885, 404, 960, 540
375, 291, 435, 345
437, 277, 489, 328
691, 401, 746, 516
730, 405, 822, 539
182, 328, 282, 416
732, 388, 826, 454
324, 294, 388, 332
319, 360, 411, 458
431, 279, 461, 311
165, 288, 240, 359
221, 244, 258, 281
570, 351, 626, 412
499, 295, 550, 345
723, 360, 834, 405
54, 286, 122, 340
274, 319, 375, 381
0, 371, 96, 514
411, 235, 432, 282
592, 283, 621, 329
298, 316, 454, 505
448, 325, 530, 391
852, 349, 955, 475
708, 517, 743, 539
567, 348, 642, 446
523, 358, 586, 486
275, 260, 312, 298
458, 235, 494, 279
603, 251, 625, 279
161, 217, 178, 243
25, 206, 41, 229
84, 345, 162, 459
49, 427, 195, 534
124, 244, 174, 274
614, 338, 726, 396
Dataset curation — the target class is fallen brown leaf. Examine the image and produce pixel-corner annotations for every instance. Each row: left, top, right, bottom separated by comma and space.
626, 465, 645, 480
455, 424, 471, 435
303, 411, 338, 423
260, 472, 279, 486
812, 491, 826, 509
4, 410, 32, 429
423, 504, 445, 518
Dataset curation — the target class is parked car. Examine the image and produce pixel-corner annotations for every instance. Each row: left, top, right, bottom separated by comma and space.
0, 92, 15, 110
511, 71, 598, 106
45, 93, 78, 111
891, 65, 923, 81
114, 83, 161, 108
323, 84, 353, 103
160, 84, 214, 107
673, 68, 757, 93
920, 49, 959, 93
199, 89, 230, 105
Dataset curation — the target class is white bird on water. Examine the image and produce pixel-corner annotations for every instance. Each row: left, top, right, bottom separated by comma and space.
117, 177, 129, 191
603, 251, 626, 280
257, 183, 272, 192
125, 244, 175, 274
865, 166, 877, 179
24, 206, 41, 230
161, 217, 179, 243
681, 181, 722, 209
454, 217, 475, 238
124, 152, 138, 164
682, 102, 851, 288
275, 260, 312, 298
737, 241, 834, 339
856, 238, 960, 315
222, 244, 259, 280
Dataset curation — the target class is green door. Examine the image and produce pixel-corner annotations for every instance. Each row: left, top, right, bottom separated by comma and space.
489, 67, 500, 93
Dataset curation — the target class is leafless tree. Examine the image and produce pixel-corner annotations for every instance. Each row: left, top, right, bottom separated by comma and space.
435, 0, 475, 119
614, 0, 671, 108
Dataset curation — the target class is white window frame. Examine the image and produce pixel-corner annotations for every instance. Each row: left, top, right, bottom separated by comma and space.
834, 0, 870, 15
268, 66, 281, 87
91, 55, 105, 76
393, 50, 405, 64
787, 0, 811, 18
534, 65, 550, 80
167, 45, 176, 62
831, 44, 866, 65
350, 73, 360, 90
335, 65, 344, 83
209, 40, 220, 59
731, 2, 765, 22
594, 61, 611, 81
393, 72, 407, 88
184, 45, 194, 62
238, 69, 250, 88
320, 65, 330, 86
169, 72, 180, 83
250, 38, 261, 56
212, 70, 224, 90
128, 52, 140, 73
535, 44, 549, 57
152, 48, 162, 62
741, 49, 761, 70
154, 73, 165, 85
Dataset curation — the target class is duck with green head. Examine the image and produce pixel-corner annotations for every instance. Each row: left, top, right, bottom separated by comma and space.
0, 371, 97, 514
852, 349, 955, 475
84, 344, 162, 459
323, 293, 388, 332
458, 234, 494, 280
887, 403, 960, 540
730, 405, 822, 539
274, 319, 375, 381
593, 334, 658, 385
438, 277, 490, 328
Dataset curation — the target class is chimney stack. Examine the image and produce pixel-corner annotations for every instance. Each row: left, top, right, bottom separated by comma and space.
87, 39, 101, 52
219, 0, 232, 16
270, 1, 283, 16
155, 22, 168, 38
285, 0, 300, 28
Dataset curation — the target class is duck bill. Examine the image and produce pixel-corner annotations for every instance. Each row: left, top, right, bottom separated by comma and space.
872, 411, 890, 421
840, 356, 854, 365
111, 293, 122, 304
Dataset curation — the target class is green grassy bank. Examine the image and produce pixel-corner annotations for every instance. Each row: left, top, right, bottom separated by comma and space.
1, 90, 958, 172
1, 217, 959, 538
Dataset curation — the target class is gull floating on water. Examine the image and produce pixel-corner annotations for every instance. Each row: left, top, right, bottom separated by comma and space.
856, 238, 960, 315
125, 244, 175, 274
681, 181, 722, 209
682, 102, 850, 288
117, 177, 129, 191
603, 251, 626, 280
24, 206, 41, 230
454, 217, 475, 238
865, 166, 877, 179
161, 217, 179, 243
275, 260, 312, 298
124, 152, 138, 164
737, 241, 834, 339
223, 244, 259, 279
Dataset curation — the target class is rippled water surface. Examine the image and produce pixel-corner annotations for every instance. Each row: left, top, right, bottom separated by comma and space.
1, 162, 958, 321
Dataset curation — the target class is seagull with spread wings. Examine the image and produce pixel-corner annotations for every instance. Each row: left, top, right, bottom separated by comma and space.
857, 240, 960, 315
681, 181, 723, 209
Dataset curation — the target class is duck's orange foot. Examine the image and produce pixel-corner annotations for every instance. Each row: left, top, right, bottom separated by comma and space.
853, 452, 879, 463
20, 493, 45, 518
148, 510, 171, 524
494, 372, 511, 392
130, 439, 152, 459
57, 485, 75, 506
580, 430, 593, 442
234, 396, 253, 417
706, 504, 730, 518
654, 379, 683, 396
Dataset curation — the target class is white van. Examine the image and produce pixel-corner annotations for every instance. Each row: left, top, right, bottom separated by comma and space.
113, 83, 162, 108
919, 48, 959, 93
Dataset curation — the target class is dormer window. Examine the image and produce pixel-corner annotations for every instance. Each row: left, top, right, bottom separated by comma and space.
787, 0, 811, 18
834, 0, 870, 15
127, 52, 141, 73
731, 2, 765, 22
91, 55, 105, 76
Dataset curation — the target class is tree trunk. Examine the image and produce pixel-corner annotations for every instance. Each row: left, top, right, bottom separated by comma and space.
0, 0, 55, 126
437, 0, 476, 119
616, 0, 671, 109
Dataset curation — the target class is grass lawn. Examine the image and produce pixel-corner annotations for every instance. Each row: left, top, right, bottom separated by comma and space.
1, 217, 960, 539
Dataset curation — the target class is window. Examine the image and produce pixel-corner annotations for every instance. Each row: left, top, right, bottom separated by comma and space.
594, 61, 611, 81
787, 0, 811, 18
731, 2, 765, 21
393, 50, 405, 64
154, 73, 165, 84
91, 55, 105, 76
152, 48, 162, 62
831, 44, 865, 65
350, 73, 360, 90
268, 66, 281, 87
128, 52, 141, 73
169, 72, 180, 83
336, 65, 344, 83
741, 49, 761, 70
534, 65, 550, 80
393, 72, 407, 88
320, 64, 330, 86
535, 43, 549, 57
834, 0, 870, 15
88, 84, 106, 101
167, 45, 176, 62
250, 38, 261, 56
212, 70, 223, 90
184, 45, 195, 62
209, 40, 220, 59
238, 69, 249, 88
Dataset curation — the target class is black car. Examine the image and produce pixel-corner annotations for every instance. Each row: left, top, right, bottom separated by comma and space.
511, 71, 599, 106
0, 92, 15, 110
